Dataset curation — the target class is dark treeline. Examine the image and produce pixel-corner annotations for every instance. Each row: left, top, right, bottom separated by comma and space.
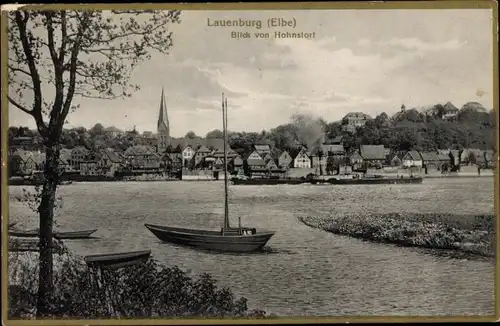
9, 101, 496, 155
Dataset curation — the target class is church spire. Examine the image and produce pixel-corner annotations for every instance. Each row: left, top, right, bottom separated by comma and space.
157, 87, 170, 153
157, 87, 169, 131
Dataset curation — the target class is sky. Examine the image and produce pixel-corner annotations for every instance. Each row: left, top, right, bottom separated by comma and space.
8, 8, 495, 137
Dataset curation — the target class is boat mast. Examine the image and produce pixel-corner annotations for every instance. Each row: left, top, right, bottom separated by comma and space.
222, 93, 230, 229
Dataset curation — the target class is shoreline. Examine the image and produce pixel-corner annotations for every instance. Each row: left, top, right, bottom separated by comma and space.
8, 173, 494, 186
298, 213, 494, 260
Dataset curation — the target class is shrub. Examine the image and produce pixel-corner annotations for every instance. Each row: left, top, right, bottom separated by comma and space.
8, 250, 266, 319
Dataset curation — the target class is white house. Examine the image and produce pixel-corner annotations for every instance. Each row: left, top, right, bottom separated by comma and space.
292, 146, 311, 169
181, 145, 195, 167
402, 150, 423, 168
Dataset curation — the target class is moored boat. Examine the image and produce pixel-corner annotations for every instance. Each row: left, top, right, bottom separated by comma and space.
84, 250, 151, 269
144, 92, 276, 253
8, 228, 98, 239
145, 224, 275, 252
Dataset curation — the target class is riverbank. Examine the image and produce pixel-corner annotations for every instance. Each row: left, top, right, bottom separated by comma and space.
8, 250, 266, 318
298, 212, 494, 259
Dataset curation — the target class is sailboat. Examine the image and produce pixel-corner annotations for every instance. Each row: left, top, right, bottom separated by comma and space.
145, 94, 276, 252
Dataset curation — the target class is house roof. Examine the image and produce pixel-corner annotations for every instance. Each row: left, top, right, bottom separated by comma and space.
196, 145, 211, 153
265, 157, 277, 166
254, 144, 271, 152
212, 147, 238, 158
390, 154, 402, 161
242, 150, 262, 161
331, 136, 344, 144
404, 150, 423, 161
169, 138, 227, 151
360, 145, 386, 160
71, 146, 89, 155
437, 153, 450, 161
343, 112, 372, 120
247, 158, 266, 166
11, 149, 31, 161
101, 149, 122, 163
289, 146, 310, 159
321, 144, 345, 154
59, 149, 72, 164
465, 148, 484, 158
349, 151, 363, 159
123, 145, 158, 157
419, 151, 439, 161
232, 155, 243, 164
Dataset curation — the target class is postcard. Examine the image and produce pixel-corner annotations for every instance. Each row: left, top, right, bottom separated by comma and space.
2, 2, 498, 324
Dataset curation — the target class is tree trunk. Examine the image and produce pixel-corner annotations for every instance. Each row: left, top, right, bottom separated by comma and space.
36, 144, 61, 317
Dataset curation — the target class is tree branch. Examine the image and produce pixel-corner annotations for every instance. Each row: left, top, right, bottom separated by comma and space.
8, 64, 32, 77
60, 12, 89, 129
15, 11, 47, 136
58, 11, 67, 63
8, 95, 32, 115
45, 12, 59, 66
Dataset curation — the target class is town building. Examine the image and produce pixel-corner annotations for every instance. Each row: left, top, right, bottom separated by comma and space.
359, 145, 386, 167
290, 146, 311, 169
123, 145, 161, 171
341, 112, 372, 133
242, 150, 266, 177
348, 151, 364, 170
254, 144, 272, 156
419, 151, 440, 172
402, 150, 423, 168
276, 150, 293, 169
460, 148, 484, 165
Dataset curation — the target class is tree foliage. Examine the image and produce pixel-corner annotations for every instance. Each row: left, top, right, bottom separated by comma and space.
8, 255, 266, 319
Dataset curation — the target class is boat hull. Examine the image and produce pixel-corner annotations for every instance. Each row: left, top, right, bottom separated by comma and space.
8, 229, 98, 239
84, 250, 151, 269
144, 224, 275, 252
231, 178, 307, 185
312, 177, 424, 185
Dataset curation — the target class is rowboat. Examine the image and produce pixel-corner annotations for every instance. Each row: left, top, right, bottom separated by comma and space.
144, 92, 276, 253
84, 250, 152, 269
8, 228, 98, 239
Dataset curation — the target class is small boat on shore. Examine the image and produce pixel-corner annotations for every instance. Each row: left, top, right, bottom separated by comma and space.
145, 93, 276, 253
311, 176, 424, 185
84, 250, 151, 269
8, 222, 18, 229
8, 228, 98, 239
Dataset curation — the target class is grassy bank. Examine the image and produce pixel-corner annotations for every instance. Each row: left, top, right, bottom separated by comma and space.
8, 249, 266, 319
298, 212, 495, 258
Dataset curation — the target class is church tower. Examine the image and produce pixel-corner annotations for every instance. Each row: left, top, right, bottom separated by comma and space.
157, 87, 170, 153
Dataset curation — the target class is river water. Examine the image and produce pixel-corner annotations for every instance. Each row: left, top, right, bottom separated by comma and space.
8, 178, 495, 316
